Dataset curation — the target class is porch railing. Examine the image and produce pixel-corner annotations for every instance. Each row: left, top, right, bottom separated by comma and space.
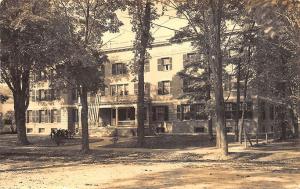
118, 120, 135, 126
100, 94, 150, 104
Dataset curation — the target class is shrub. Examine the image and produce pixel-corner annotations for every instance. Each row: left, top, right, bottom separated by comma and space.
51, 129, 69, 146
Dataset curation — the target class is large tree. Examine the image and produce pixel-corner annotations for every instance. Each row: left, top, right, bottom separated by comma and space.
0, 0, 71, 144
161, 0, 247, 155
127, 0, 157, 147
53, 0, 124, 153
249, 1, 300, 138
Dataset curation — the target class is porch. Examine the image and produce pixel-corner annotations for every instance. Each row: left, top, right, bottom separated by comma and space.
99, 107, 136, 127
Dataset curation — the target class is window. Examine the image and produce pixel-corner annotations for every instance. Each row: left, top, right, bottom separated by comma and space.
225, 102, 252, 119
225, 102, 235, 119
51, 109, 61, 123
27, 128, 33, 133
183, 53, 203, 66
33, 111, 39, 123
152, 106, 168, 121
193, 104, 207, 120
27, 110, 33, 123
177, 105, 181, 120
110, 85, 117, 96
158, 57, 172, 71
30, 91, 36, 102
38, 128, 45, 133
117, 84, 129, 96
37, 89, 59, 101
110, 84, 129, 96
177, 104, 207, 120
134, 82, 150, 95
182, 105, 191, 120
158, 81, 171, 95
144, 59, 150, 72
39, 110, 46, 123
124, 85, 129, 95
182, 79, 196, 93
194, 127, 205, 133
39, 90, 46, 101
45, 90, 52, 101
112, 63, 127, 75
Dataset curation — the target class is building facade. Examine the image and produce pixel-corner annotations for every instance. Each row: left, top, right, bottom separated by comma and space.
25, 41, 262, 136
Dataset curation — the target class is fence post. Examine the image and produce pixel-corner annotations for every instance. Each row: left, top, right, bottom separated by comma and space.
244, 129, 248, 148
256, 134, 258, 145
266, 132, 268, 143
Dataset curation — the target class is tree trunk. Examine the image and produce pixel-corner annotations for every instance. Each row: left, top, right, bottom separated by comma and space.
136, 0, 151, 147
290, 108, 299, 138
206, 69, 214, 140
279, 106, 286, 140
80, 87, 89, 153
238, 106, 245, 143
235, 61, 241, 142
137, 68, 145, 147
13, 93, 30, 145
209, 0, 228, 155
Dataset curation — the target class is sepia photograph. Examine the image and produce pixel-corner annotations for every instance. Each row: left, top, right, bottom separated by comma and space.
0, 0, 299, 188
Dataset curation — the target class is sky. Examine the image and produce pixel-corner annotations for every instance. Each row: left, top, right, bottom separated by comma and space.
102, 6, 187, 50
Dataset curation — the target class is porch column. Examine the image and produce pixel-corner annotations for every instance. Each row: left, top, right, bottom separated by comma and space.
115, 107, 119, 127
134, 105, 138, 127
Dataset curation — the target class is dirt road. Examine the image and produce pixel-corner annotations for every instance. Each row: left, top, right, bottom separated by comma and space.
0, 135, 299, 189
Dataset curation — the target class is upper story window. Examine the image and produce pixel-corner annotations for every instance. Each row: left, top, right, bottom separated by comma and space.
134, 82, 150, 95
158, 81, 171, 95
110, 84, 129, 96
158, 57, 172, 71
32, 89, 60, 102
144, 59, 150, 72
182, 79, 197, 93
183, 53, 203, 66
112, 63, 127, 75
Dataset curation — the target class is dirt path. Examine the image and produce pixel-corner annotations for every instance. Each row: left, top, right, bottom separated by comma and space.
0, 135, 299, 189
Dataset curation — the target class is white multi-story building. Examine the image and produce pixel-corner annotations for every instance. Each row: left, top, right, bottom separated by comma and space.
25, 41, 260, 136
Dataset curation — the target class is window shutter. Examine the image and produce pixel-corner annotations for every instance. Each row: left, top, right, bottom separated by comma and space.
103, 86, 108, 96
26, 111, 29, 123
134, 83, 138, 95
112, 64, 116, 75
152, 107, 156, 121
158, 81, 163, 95
164, 106, 169, 121
177, 105, 182, 120
123, 64, 128, 74
157, 58, 163, 71
57, 110, 61, 123
183, 54, 188, 67
51, 110, 54, 123
144, 83, 150, 95
169, 57, 172, 70
190, 104, 196, 120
